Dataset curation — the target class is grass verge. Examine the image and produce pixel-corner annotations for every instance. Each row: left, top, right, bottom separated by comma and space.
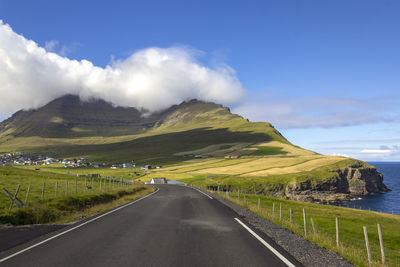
211, 190, 400, 267
0, 185, 154, 225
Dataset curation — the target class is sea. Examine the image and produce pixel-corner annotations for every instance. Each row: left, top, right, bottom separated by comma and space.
333, 162, 400, 215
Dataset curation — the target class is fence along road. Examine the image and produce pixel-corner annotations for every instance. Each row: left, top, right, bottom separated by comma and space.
0, 185, 300, 267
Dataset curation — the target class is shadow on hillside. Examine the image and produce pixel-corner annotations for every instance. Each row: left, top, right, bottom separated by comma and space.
27, 127, 275, 164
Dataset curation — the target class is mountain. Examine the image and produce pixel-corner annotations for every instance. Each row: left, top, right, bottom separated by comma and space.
0, 95, 389, 202
0, 95, 287, 162
0, 95, 285, 139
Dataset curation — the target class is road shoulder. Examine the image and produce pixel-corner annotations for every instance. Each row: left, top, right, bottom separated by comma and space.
208, 190, 354, 267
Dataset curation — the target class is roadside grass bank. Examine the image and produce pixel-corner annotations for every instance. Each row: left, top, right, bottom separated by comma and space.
208, 189, 399, 267
0, 166, 154, 225
1, 185, 154, 225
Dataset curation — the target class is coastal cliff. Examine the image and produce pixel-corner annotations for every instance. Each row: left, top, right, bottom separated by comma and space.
285, 162, 390, 203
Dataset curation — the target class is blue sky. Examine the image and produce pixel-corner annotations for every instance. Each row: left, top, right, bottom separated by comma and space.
0, 0, 399, 161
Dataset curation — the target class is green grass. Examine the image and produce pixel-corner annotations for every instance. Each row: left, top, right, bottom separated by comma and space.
185, 158, 359, 196
0, 166, 152, 224
250, 146, 288, 156
214, 191, 400, 267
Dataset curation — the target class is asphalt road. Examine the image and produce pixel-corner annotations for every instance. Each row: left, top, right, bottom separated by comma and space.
0, 185, 300, 267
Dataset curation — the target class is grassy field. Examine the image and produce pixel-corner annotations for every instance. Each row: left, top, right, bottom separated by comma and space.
211, 190, 400, 267
0, 166, 152, 224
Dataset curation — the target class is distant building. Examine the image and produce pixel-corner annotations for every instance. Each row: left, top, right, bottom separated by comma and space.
148, 177, 168, 184
225, 155, 240, 159
122, 163, 134, 168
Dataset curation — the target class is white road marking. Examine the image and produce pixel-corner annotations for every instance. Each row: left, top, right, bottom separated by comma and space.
234, 217, 296, 267
0, 188, 159, 263
190, 186, 213, 199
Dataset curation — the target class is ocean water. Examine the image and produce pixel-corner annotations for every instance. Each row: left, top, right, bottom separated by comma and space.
333, 162, 400, 215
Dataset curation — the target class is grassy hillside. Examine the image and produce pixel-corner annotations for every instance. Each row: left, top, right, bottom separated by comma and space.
0, 96, 288, 164
0, 95, 388, 203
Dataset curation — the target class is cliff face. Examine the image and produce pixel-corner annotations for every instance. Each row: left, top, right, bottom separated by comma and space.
285, 163, 390, 203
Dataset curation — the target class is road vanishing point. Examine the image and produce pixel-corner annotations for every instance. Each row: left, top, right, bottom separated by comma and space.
0, 185, 301, 267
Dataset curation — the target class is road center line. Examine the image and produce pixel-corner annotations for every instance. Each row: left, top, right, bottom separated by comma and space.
189, 186, 213, 199
234, 217, 296, 267
0, 188, 159, 263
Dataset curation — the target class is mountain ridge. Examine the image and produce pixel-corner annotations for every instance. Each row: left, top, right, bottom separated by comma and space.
0, 95, 264, 138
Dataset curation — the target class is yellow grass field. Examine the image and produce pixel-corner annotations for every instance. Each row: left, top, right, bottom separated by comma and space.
244, 156, 345, 176
148, 141, 347, 180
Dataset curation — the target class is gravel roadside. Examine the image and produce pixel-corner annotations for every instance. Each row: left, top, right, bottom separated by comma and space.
210, 191, 354, 267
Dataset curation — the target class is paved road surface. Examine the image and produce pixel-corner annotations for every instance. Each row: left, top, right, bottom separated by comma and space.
0, 185, 300, 266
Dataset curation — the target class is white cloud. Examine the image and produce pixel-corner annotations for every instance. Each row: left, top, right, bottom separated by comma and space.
0, 20, 245, 114
233, 94, 396, 129
361, 149, 391, 154
44, 40, 59, 52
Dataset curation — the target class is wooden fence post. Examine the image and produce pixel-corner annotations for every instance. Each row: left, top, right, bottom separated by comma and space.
377, 224, 387, 266
75, 175, 77, 194
279, 203, 282, 220
363, 226, 372, 267
41, 182, 45, 200
84, 177, 87, 192
55, 181, 58, 197
289, 208, 293, 224
24, 184, 31, 205
272, 202, 275, 216
311, 218, 316, 235
303, 208, 307, 236
9, 184, 21, 209
336, 217, 340, 248
258, 198, 260, 210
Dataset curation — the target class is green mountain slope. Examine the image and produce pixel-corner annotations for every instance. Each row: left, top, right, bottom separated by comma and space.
0, 95, 389, 203
0, 95, 288, 162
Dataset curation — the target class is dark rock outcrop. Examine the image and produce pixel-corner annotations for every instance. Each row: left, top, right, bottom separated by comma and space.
285, 163, 390, 203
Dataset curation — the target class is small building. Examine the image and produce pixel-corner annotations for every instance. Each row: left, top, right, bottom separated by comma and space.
225, 154, 240, 159
149, 177, 168, 184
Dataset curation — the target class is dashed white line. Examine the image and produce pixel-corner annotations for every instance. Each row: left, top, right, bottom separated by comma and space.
190, 186, 213, 199
234, 217, 296, 267
0, 188, 159, 263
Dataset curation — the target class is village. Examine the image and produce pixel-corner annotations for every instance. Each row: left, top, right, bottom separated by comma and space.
0, 152, 161, 170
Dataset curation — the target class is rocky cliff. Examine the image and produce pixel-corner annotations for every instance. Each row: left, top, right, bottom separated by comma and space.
285, 162, 390, 203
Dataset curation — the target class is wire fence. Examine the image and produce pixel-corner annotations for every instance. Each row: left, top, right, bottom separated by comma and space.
204, 186, 399, 267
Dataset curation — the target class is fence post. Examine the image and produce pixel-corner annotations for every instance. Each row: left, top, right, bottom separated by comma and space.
55, 181, 58, 197
66, 181, 69, 195
75, 175, 77, 194
25, 184, 31, 205
258, 198, 260, 210
100, 179, 102, 191
336, 217, 340, 248
41, 182, 45, 200
311, 218, 316, 235
377, 224, 387, 266
303, 208, 307, 236
272, 202, 275, 216
363, 226, 372, 267
279, 203, 282, 220
9, 184, 21, 209
84, 177, 87, 192
289, 208, 293, 224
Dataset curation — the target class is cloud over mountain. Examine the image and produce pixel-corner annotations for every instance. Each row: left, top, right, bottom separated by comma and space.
0, 20, 245, 114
